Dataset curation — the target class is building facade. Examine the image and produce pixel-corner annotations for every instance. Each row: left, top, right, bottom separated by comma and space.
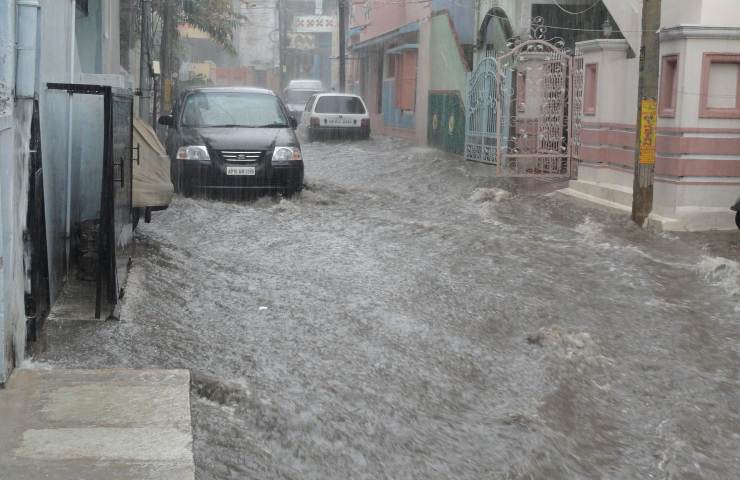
1, 0, 134, 383
348, 0, 430, 142
345, 1, 525, 151
565, 0, 740, 230
348, 0, 739, 231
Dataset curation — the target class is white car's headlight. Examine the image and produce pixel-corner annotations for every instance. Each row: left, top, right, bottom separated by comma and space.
176, 145, 210, 161
272, 146, 302, 162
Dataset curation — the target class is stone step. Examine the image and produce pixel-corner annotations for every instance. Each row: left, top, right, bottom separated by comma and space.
0, 368, 195, 480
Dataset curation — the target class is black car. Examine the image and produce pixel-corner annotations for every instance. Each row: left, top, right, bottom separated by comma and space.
159, 87, 303, 197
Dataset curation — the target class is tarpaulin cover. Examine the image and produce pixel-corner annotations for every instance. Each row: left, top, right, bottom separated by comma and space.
133, 116, 174, 208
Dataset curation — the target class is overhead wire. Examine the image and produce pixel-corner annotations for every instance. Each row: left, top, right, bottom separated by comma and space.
551, 0, 603, 15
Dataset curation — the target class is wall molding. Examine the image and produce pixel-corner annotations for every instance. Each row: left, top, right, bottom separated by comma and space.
660, 25, 740, 42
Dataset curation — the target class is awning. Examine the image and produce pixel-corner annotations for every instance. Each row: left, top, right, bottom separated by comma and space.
348, 25, 367, 37
350, 21, 419, 50
385, 43, 418, 55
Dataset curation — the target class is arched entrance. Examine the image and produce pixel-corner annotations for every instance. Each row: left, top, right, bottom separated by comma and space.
478, 8, 514, 57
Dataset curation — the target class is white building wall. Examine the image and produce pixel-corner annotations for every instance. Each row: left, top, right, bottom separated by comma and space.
562, 1, 740, 231
700, 0, 740, 25
563, 40, 639, 212
38, 0, 76, 302
0, 0, 39, 383
235, 0, 279, 71
651, 27, 740, 230
661, 0, 702, 26
0, 0, 15, 385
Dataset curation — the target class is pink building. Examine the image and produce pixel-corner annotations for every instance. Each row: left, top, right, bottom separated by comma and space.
563, 0, 740, 230
348, 1, 431, 142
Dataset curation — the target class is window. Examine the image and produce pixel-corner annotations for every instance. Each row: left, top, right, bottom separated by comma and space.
385, 54, 398, 79
700, 53, 740, 118
395, 50, 417, 111
76, 0, 88, 16
584, 64, 598, 115
254, 70, 267, 88
659, 55, 679, 117
315, 96, 367, 114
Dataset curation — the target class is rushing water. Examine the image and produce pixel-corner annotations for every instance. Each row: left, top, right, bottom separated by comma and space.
34, 137, 740, 479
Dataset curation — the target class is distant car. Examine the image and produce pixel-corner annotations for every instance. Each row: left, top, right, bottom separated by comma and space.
300, 93, 370, 142
159, 87, 303, 197
284, 79, 324, 118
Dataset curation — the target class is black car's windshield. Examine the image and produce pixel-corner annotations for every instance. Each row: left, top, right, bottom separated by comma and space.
181, 92, 288, 128
286, 90, 317, 105
315, 96, 366, 114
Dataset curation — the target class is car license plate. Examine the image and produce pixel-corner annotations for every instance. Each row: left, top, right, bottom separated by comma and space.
226, 166, 255, 176
326, 118, 355, 126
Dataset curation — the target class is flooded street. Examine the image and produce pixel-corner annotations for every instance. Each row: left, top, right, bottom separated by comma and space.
34, 137, 740, 479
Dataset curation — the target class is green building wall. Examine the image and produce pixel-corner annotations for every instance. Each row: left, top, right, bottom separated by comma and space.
426, 3, 519, 155
428, 13, 469, 155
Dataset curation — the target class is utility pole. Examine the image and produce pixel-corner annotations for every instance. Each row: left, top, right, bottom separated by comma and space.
338, 0, 346, 92
139, 0, 152, 122
631, 0, 662, 225
278, 0, 287, 92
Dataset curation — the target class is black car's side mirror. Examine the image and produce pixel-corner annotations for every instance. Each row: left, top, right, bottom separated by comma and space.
289, 116, 298, 130
158, 114, 174, 126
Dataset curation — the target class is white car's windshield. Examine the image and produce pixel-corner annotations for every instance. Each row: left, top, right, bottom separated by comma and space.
181, 92, 288, 128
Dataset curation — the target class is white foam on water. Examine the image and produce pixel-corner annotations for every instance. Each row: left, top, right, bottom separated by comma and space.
19, 358, 54, 370
469, 187, 512, 203
697, 256, 740, 309
574, 216, 602, 239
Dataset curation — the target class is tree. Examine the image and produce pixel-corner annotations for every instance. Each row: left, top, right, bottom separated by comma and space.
181, 0, 243, 54
153, 0, 243, 53
152, 0, 244, 113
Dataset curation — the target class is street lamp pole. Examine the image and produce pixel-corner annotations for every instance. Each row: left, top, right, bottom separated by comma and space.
278, 0, 287, 92
338, 0, 346, 92
139, 0, 152, 122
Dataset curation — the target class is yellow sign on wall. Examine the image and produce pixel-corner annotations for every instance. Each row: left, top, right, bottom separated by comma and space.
639, 99, 657, 165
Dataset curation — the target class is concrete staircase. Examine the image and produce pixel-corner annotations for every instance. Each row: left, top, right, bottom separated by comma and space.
602, 0, 642, 54
559, 178, 633, 213
0, 369, 195, 479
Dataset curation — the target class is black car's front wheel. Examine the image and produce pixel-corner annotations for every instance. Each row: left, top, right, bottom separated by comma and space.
281, 184, 303, 198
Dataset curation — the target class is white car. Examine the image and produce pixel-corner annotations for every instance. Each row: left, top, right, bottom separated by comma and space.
283, 79, 324, 118
300, 93, 370, 141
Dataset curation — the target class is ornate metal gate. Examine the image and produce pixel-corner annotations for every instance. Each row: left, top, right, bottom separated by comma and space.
465, 21, 584, 178
465, 55, 501, 165
570, 50, 585, 179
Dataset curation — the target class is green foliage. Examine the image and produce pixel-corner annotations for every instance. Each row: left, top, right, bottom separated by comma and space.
154, 0, 245, 54
183, 0, 244, 53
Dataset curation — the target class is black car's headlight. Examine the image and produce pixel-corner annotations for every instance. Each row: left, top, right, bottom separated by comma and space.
272, 146, 302, 162
176, 145, 210, 161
